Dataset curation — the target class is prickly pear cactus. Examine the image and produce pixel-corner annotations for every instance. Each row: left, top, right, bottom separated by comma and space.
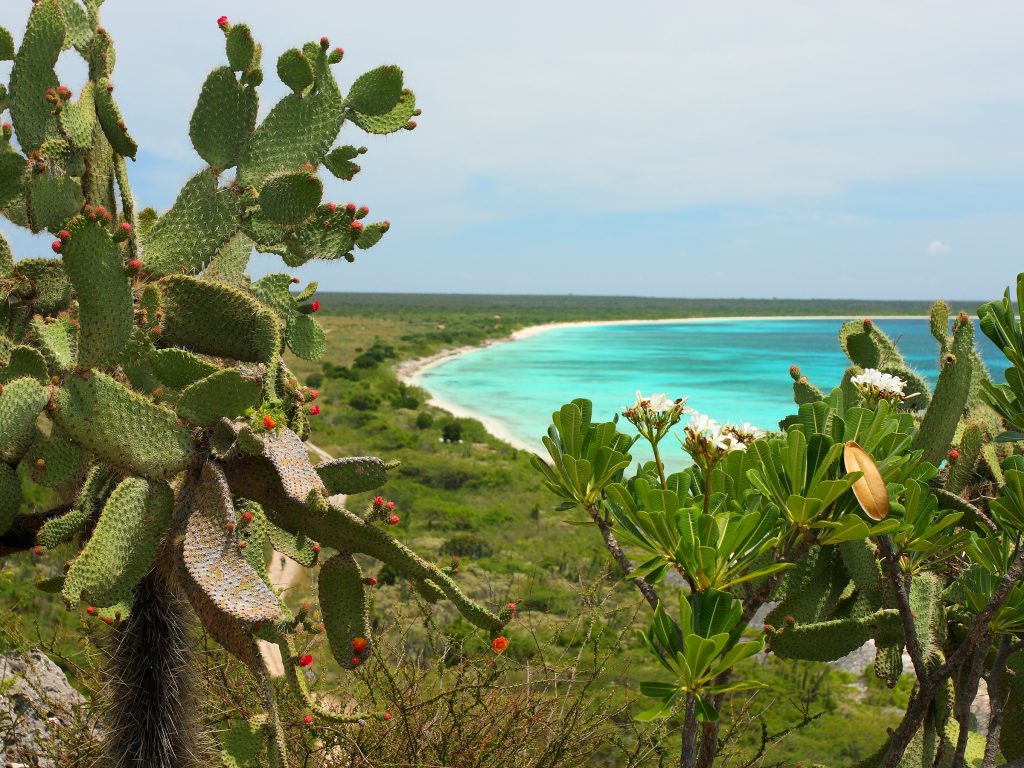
0, 5, 501, 766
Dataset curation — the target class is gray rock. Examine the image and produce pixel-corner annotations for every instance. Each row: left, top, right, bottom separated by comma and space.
1, 651, 85, 768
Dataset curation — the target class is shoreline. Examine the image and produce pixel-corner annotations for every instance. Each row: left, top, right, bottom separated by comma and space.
395, 313, 929, 454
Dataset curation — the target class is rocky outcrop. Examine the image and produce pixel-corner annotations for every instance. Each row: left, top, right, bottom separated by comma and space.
0, 651, 86, 768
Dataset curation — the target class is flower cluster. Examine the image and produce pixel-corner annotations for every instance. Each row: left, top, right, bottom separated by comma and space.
850, 368, 911, 405
682, 411, 764, 468
623, 391, 689, 443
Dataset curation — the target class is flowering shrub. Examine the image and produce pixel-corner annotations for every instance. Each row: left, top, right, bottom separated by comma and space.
535, 285, 1024, 767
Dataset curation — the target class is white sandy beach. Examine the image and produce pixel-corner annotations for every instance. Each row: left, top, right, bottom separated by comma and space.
395, 314, 930, 453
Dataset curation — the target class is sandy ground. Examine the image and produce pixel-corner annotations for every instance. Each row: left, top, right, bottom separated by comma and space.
395, 314, 931, 454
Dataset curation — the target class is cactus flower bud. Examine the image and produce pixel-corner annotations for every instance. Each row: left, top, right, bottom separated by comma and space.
1, 123, 11, 138
369, 577, 378, 586
374, 496, 384, 507
304, 162, 314, 171
356, 206, 369, 218
491, 636, 509, 654
120, 221, 132, 232
785, 615, 794, 624
381, 221, 391, 232
312, 543, 320, 553
383, 712, 392, 721
217, 15, 229, 27
351, 220, 363, 232
33, 546, 43, 556
346, 202, 356, 212
328, 47, 344, 64
386, 501, 395, 510
353, 637, 368, 652
863, 318, 873, 327
508, 602, 517, 612
309, 389, 319, 399
51, 240, 62, 253
128, 259, 142, 270
311, 300, 321, 312
303, 714, 314, 725
298, 654, 313, 667
388, 514, 399, 525
948, 449, 959, 460
58, 229, 70, 241
351, 656, 361, 666
242, 510, 254, 522
86, 606, 96, 616
406, 120, 417, 130
310, 404, 320, 416
320, 36, 330, 48
328, 202, 337, 212
263, 415, 276, 430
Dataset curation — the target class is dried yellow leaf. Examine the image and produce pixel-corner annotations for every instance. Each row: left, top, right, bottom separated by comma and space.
843, 440, 888, 521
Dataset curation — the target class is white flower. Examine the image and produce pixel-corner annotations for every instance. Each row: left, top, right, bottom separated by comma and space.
850, 368, 907, 399
730, 422, 766, 442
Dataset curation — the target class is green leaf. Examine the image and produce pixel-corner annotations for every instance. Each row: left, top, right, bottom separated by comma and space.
346, 65, 404, 116
189, 67, 258, 169
259, 170, 322, 225
276, 48, 313, 93
226, 24, 256, 71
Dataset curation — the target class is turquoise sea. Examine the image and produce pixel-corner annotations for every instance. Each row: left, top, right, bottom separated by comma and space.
416, 318, 1002, 470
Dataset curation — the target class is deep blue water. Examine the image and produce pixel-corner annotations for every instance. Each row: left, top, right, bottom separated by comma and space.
417, 318, 1002, 468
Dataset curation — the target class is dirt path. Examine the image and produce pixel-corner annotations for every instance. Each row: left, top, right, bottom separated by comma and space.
257, 443, 342, 677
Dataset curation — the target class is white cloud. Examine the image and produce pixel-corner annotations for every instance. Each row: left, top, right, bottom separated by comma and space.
927, 240, 952, 256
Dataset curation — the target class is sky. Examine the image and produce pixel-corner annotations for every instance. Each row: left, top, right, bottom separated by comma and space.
1, 1, 1023, 300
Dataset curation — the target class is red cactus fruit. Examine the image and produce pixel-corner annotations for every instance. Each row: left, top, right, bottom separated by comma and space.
334, 47, 344, 57
241, 510, 254, 522
310, 404, 320, 416
328, 202, 336, 212
374, 495, 384, 507
312, 544, 321, 553
351, 656, 361, 666
386, 501, 395, 510
217, 15, 229, 27
58, 229, 70, 241
51, 240, 62, 253
320, 36, 330, 47
128, 259, 142, 270
383, 712, 392, 721
311, 300, 321, 312
304, 162, 314, 171
388, 514, 400, 525
948, 449, 959, 460
33, 546, 43, 556
120, 222, 132, 232
351, 220, 363, 231
369, 577, 378, 586
298, 654, 314, 667
352, 637, 368, 652
863, 318, 873, 327
86, 605, 96, 616
303, 714, 314, 725
346, 202, 356, 212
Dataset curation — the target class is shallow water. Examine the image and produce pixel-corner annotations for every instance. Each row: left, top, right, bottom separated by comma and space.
417, 317, 1002, 469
